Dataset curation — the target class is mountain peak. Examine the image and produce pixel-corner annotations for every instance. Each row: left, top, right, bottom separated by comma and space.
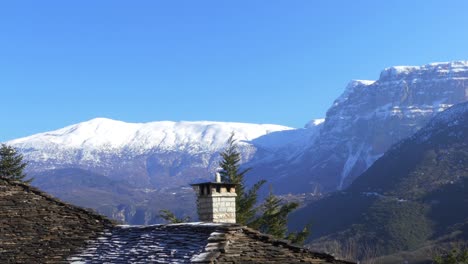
333, 80, 376, 106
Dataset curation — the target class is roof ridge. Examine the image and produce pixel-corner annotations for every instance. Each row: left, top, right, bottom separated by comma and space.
190, 224, 241, 263
191, 224, 354, 263
241, 226, 353, 263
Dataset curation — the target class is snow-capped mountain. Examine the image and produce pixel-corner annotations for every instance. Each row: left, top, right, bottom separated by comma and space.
8, 118, 322, 188
11, 118, 292, 153
268, 61, 468, 194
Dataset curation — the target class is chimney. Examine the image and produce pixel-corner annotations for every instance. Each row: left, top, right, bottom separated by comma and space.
191, 172, 237, 223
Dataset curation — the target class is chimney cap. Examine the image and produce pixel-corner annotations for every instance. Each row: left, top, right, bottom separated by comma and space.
190, 182, 236, 187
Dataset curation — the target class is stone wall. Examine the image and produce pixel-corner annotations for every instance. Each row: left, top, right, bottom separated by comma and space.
195, 183, 237, 223
197, 193, 236, 223
0, 177, 113, 263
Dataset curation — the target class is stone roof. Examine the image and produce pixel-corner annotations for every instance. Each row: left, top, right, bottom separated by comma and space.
69, 223, 352, 263
1, 177, 353, 263
0, 177, 113, 263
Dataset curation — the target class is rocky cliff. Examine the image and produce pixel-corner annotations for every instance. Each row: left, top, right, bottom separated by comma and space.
268, 61, 468, 193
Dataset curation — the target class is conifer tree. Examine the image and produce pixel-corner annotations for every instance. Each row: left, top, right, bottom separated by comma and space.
158, 209, 191, 224
433, 246, 468, 264
218, 133, 310, 244
250, 188, 310, 245
218, 133, 266, 225
0, 144, 30, 182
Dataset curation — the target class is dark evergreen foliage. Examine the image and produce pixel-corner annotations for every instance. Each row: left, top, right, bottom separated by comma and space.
155, 133, 311, 243
434, 247, 468, 264
250, 188, 310, 245
158, 209, 191, 224
218, 133, 309, 244
0, 144, 29, 182
218, 133, 266, 225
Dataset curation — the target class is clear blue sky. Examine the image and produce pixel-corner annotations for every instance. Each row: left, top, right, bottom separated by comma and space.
1, 0, 468, 141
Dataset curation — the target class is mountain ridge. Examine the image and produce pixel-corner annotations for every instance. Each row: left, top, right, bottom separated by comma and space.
9, 117, 295, 151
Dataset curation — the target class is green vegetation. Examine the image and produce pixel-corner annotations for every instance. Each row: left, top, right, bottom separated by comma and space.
218, 133, 266, 225
250, 188, 310, 244
434, 247, 468, 264
161, 133, 310, 243
357, 200, 432, 255
158, 209, 191, 224
219, 133, 309, 244
0, 144, 30, 183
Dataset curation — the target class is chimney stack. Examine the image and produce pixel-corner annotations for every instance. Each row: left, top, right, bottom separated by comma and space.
191, 171, 237, 223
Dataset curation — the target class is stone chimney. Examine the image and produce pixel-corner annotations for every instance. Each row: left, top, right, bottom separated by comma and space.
191, 172, 237, 223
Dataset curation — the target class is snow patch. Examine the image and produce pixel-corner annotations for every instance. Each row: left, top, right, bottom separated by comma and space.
304, 118, 325, 129
380, 61, 468, 80
338, 143, 365, 189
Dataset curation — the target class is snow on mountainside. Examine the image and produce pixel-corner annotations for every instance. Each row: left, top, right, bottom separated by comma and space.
8, 118, 324, 186
270, 61, 468, 194
413, 100, 468, 144
304, 118, 325, 129
379, 61, 468, 80
9, 118, 293, 157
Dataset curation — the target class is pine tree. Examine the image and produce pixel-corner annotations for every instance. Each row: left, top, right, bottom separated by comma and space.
218, 133, 266, 225
250, 188, 310, 245
218, 133, 310, 244
0, 144, 30, 182
158, 209, 191, 224
286, 225, 311, 245
434, 247, 468, 264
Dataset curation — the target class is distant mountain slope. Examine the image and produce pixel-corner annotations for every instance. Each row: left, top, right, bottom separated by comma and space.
269, 61, 468, 193
32, 168, 198, 224
7, 119, 322, 223
289, 101, 468, 262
